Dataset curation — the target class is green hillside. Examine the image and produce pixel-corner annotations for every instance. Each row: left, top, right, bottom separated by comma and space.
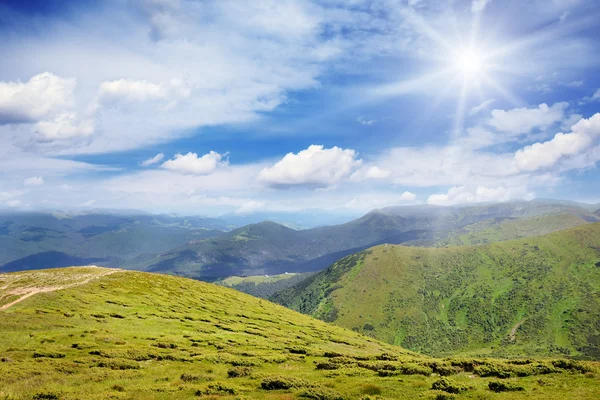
2, 267, 599, 399
273, 223, 600, 359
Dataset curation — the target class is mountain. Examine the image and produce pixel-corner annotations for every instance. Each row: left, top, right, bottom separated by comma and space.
1, 266, 597, 399
272, 223, 600, 359
133, 200, 599, 280
595, 208, 600, 217
0, 211, 228, 272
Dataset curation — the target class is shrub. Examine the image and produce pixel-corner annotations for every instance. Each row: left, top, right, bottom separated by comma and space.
261, 376, 311, 390
195, 383, 237, 396
430, 378, 468, 394
181, 373, 201, 382
96, 360, 139, 370
433, 393, 456, 400
474, 364, 511, 378
33, 393, 59, 400
288, 347, 308, 354
111, 385, 125, 392
316, 361, 340, 370
552, 359, 592, 373
488, 381, 525, 392
33, 351, 65, 359
299, 387, 345, 400
228, 367, 251, 378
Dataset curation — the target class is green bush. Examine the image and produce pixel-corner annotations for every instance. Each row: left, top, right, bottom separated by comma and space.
33, 351, 65, 359
32, 393, 59, 400
227, 366, 251, 378
261, 376, 311, 390
299, 387, 345, 400
488, 381, 525, 392
430, 378, 468, 394
96, 359, 139, 370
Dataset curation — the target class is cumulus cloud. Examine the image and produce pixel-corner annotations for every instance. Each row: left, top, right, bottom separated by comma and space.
140, 153, 165, 166
0, 72, 76, 124
24, 176, 44, 186
399, 191, 416, 201
350, 165, 392, 181
514, 113, 600, 172
427, 185, 525, 206
488, 102, 568, 136
258, 145, 362, 188
161, 151, 228, 175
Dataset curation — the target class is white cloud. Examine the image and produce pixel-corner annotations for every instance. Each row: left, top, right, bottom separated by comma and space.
350, 165, 392, 181
34, 112, 94, 140
161, 151, 228, 175
427, 185, 527, 206
593, 89, 600, 101
24, 176, 44, 186
514, 113, 600, 172
566, 80, 583, 88
236, 200, 266, 214
488, 102, 568, 136
0, 72, 76, 123
469, 99, 495, 116
357, 116, 377, 125
6, 200, 22, 208
140, 153, 165, 166
98, 79, 167, 104
83, 199, 96, 207
258, 145, 362, 187
399, 191, 416, 201
472, 0, 492, 13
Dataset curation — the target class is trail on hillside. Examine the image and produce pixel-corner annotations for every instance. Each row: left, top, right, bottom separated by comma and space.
0, 267, 122, 311
510, 318, 527, 342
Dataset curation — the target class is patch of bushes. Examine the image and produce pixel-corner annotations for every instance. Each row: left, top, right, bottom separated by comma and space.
488, 381, 525, 392
552, 359, 592, 373
299, 387, 345, 400
96, 359, 140, 370
111, 385, 125, 392
261, 376, 311, 390
196, 383, 237, 395
430, 378, 468, 394
33, 351, 65, 359
228, 367, 251, 378
316, 361, 341, 370
288, 346, 308, 354
32, 393, 59, 400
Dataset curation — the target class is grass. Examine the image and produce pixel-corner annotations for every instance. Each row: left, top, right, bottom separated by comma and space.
273, 222, 600, 359
0, 267, 598, 399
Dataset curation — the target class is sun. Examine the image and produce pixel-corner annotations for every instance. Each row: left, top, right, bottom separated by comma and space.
452, 47, 486, 79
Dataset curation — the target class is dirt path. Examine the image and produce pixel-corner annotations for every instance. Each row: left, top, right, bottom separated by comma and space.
0, 268, 122, 311
510, 318, 527, 342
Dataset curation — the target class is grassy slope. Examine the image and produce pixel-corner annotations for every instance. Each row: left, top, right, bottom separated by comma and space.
273, 223, 600, 359
1, 268, 598, 399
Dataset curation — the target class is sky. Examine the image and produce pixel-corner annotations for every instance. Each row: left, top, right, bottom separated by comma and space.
0, 0, 599, 217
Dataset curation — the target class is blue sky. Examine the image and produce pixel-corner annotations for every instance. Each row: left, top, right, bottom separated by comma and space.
0, 0, 599, 217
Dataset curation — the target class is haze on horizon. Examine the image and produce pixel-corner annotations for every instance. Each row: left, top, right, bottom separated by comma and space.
1, 0, 600, 217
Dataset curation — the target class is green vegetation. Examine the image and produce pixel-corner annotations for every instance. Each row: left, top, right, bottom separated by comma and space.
215, 272, 316, 298
273, 223, 600, 358
407, 214, 592, 247
1, 267, 598, 399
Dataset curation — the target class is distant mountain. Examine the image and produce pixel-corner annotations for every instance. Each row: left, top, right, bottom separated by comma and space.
219, 210, 358, 229
0, 211, 228, 272
133, 199, 599, 280
272, 223, 600, 359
